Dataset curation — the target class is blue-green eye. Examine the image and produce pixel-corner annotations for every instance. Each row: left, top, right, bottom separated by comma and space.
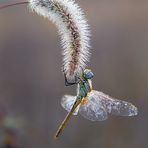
84, 69, 94, 79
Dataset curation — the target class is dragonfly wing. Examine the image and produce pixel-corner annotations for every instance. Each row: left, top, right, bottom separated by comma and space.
61, 95, 79, 115
79, 92, 108, 121
92, 90, 138, 116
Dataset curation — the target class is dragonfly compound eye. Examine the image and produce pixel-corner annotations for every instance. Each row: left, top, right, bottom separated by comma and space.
84, 69, 94, 79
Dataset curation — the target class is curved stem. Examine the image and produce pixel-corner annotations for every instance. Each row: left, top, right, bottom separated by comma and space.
0, 1, 28, 10
0, 0, 91, 82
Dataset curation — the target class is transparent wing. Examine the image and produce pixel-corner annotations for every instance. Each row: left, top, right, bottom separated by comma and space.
90, 90, 138, 116
61, 95, 80, 115
79, 92, 108, 121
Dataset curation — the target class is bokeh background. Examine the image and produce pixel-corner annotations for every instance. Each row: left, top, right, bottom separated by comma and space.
0, 0, 147, 148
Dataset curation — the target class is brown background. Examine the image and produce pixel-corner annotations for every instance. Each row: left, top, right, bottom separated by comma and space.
0, 0, 147, 148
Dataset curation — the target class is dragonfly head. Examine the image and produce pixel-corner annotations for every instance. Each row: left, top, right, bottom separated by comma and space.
83, 69, 94, 80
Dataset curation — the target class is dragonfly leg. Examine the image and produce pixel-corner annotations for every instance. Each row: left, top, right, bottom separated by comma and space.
62, 65, 83, 86
64, 72, 81, 86
64, 73, 77, 86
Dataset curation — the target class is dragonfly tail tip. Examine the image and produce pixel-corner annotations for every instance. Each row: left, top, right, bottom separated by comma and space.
53, 135, 58, 140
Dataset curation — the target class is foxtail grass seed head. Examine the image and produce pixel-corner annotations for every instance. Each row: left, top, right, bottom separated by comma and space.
29, 0, 91, 82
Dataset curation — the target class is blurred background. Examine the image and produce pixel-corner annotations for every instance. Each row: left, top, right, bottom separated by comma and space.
0, 0, 147, 148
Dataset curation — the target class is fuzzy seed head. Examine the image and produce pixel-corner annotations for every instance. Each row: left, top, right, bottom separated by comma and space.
29, 0, 91, 82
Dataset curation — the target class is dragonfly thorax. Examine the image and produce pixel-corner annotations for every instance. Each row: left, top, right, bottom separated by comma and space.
78, 79, 92, 98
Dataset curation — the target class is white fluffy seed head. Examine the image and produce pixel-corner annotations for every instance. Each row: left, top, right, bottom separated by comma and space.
29, 0, 91, 82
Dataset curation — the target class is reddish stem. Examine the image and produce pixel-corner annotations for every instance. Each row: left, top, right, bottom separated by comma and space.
0, 1, 28, 10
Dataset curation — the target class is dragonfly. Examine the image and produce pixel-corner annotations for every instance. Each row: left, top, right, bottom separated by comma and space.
55, 69, 138, 138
